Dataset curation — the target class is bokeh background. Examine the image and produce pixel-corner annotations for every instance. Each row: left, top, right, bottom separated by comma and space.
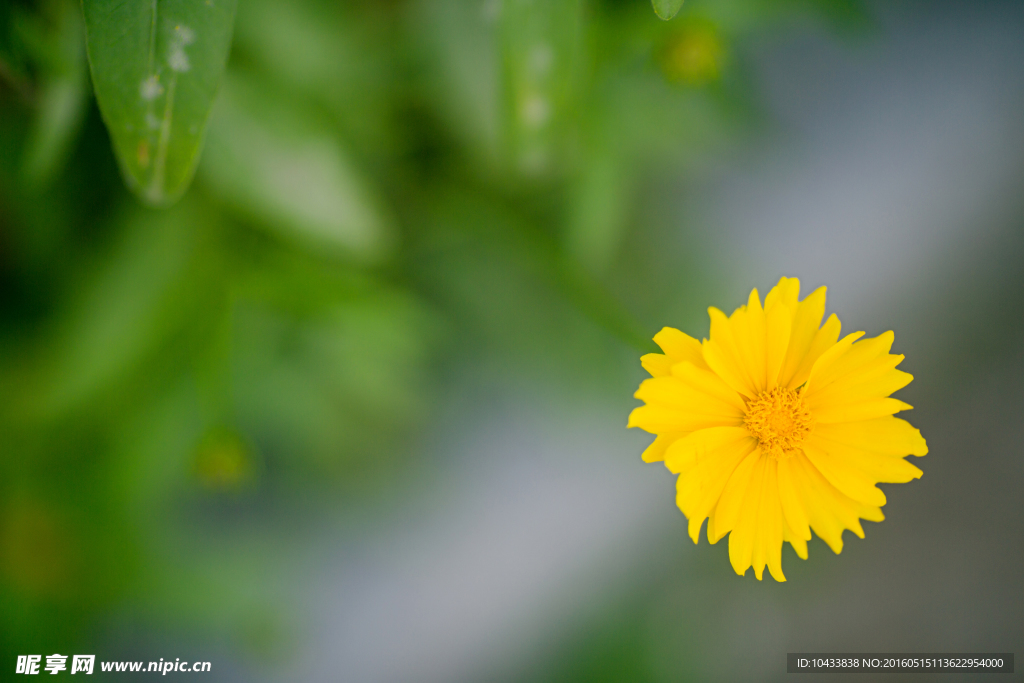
1, 0, 1022, 681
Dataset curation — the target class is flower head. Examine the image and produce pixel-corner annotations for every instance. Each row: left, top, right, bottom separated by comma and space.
628, 277, 927, 581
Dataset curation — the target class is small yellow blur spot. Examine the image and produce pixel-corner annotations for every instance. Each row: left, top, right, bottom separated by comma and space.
0, 497, 76, 597
137, 139, 151, 169
660, 21, 725, 85
193, 429, 255, 491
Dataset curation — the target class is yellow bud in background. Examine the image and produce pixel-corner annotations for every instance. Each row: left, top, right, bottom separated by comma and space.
659, 20, 726, 85
193, 428, 256, 491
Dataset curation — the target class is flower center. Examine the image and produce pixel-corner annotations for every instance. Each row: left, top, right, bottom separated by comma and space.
744, 386, 812, 456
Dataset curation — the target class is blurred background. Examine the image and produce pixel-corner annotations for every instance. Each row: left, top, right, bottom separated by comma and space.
1, 0, 1022, 680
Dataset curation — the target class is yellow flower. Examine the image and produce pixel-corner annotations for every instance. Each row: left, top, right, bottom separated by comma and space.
628, 277, 927, 581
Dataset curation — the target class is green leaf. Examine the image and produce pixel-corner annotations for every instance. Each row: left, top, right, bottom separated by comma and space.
232, 0, 393, 158
651, 0, 685, 21
81, 0, 237, 207
200, 73, 394, 263
414, 0, 502, 166
19, 0, 89, 189
565, 151, 630, 274
499, 0, 582, 176
33, 200, 203, 417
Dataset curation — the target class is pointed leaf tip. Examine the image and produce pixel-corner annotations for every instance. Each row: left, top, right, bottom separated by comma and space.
651, 0, 685, 20
83, 0, 238, 207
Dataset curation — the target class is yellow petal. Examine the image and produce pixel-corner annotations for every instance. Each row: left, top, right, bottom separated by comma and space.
804, 331, 866, 392
764, 276, 801, 313
808, 331, 895, 392
682, 434, 759, 542
677, 473, 703, 528
728, 453, 768, 577
859, 504, 885, 523
665, 425, 753, 475
777, 285, 827, 386
777, 455, 811, 541
671, 361, 747, 412
805, 350, 906, 402
787, 452, 846, 550
641, 433, 681, 463
738, 289, 768, 394
750, 458, 771, 580
806, 432, 922, 483
653, 327, 707, 369
709, 447, 762, 542
669, 428, 755, 531
801, 441, 887, 507
765, 300, 792, 390
782, 516, 809, 560
712, 305, 761, 395
813, 397, 913, 424
634, 377, 744, 422
761, 462, 786, 582
807, 368, 913, 411
627, 404, 742, 434
702, 339, 754, 399
640, 353, 673, 377
814, 416, 928, 456
824, 353, 906, 390
786, 311, 841, 389
789, 451, 880, 553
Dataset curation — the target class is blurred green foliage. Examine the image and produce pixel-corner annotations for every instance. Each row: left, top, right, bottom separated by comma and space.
0, 0, 870, 667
